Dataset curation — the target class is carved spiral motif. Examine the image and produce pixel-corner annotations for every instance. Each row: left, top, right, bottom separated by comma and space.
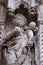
38, 24, 43, 65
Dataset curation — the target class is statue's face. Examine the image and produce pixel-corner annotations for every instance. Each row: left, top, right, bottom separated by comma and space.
14, 14, 27, 26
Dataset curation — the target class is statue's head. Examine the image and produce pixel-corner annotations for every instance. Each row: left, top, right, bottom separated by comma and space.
25, 30, 34, 39
13, 14, 27, 27
29, 21, 36, 29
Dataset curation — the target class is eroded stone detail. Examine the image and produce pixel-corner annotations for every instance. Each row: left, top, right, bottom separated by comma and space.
0, 0, 43, 65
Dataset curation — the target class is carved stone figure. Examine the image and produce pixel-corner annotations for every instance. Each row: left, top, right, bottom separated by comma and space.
0, 0, 43, 65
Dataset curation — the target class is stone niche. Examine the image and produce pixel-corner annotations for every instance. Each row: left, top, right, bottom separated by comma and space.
7, 0, 29, 28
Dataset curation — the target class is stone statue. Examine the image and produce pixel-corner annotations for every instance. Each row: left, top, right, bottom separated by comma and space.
4, 14, 35, 65
0, 0, 43, 65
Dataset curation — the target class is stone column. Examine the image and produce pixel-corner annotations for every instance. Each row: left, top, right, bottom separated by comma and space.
38, 5, 43, 65
0, 1, 6, 65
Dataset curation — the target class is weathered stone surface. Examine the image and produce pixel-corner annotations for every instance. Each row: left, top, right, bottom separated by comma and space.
0, 0, 43, 65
